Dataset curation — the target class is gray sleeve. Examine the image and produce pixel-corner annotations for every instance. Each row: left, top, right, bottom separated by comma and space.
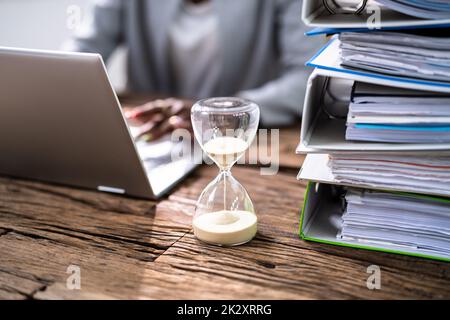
62, 0, 124, 61
238, 0, 324, 126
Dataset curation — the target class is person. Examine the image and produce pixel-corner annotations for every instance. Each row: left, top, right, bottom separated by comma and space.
64, 0, 322, 140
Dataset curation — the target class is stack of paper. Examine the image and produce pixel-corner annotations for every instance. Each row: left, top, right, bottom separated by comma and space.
345, 81, 450, 142
298, 5, 450, 261
339, 188, 450, 258
339, 31, 450, 83
328, 153, 450, 196
377, 0, 450, 20
346, 124, 450, 143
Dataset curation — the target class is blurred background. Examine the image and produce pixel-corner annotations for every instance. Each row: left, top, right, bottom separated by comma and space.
0, 0, 127, 91
0, 0, 89, 49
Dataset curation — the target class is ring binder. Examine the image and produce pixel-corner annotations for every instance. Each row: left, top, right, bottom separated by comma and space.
322, 0, 368, 15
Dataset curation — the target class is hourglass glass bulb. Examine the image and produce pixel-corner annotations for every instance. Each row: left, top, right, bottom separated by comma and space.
193, 172, 257, 246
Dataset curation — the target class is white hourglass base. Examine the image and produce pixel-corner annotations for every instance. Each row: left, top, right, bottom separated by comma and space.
193, 210, 257, 246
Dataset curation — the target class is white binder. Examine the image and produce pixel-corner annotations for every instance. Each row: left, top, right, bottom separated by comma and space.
297, 68, 450, 153
298, 153, 450, 197
299, 181, 450, 262
302, 0, 450, 28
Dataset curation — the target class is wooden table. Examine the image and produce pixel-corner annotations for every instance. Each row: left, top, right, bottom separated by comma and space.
0, 107, 449, 300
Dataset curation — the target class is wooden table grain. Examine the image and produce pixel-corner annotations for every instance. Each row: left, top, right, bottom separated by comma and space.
0, 105, 449, 299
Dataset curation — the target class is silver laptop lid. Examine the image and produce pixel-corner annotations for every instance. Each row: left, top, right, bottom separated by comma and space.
0, 47, 158, 198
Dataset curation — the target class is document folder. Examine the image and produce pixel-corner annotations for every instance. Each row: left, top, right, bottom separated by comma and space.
306, 37, 450, 93
302, 0, 450, 28
298, 153, 450, 198
299, 181, 450, 262
305, 24, 450, 36
297, 69, 450, 153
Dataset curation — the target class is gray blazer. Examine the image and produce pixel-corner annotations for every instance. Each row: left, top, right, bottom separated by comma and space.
65, 0, 323, 125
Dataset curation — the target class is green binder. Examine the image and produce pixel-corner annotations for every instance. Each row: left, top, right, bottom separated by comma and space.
299, 181, 450, 262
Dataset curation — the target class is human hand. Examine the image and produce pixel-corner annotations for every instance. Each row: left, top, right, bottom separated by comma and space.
124, 98, 193, 141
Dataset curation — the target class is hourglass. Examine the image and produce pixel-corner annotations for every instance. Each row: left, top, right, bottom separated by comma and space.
191, 97, 260, 246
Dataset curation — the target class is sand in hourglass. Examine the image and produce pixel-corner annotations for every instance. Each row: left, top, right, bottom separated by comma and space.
193, 210, 257, 246
202, 136, 248, 169
194, 136, 257, 245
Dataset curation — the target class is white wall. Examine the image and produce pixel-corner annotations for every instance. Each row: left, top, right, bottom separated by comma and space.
0, 0, 127, 91
0, 0, 91, 50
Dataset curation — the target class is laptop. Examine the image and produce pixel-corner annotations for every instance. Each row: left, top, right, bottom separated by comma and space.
0, 47, 198, 199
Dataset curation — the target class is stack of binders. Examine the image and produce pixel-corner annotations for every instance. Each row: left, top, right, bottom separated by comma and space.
297, 0, 450, 262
